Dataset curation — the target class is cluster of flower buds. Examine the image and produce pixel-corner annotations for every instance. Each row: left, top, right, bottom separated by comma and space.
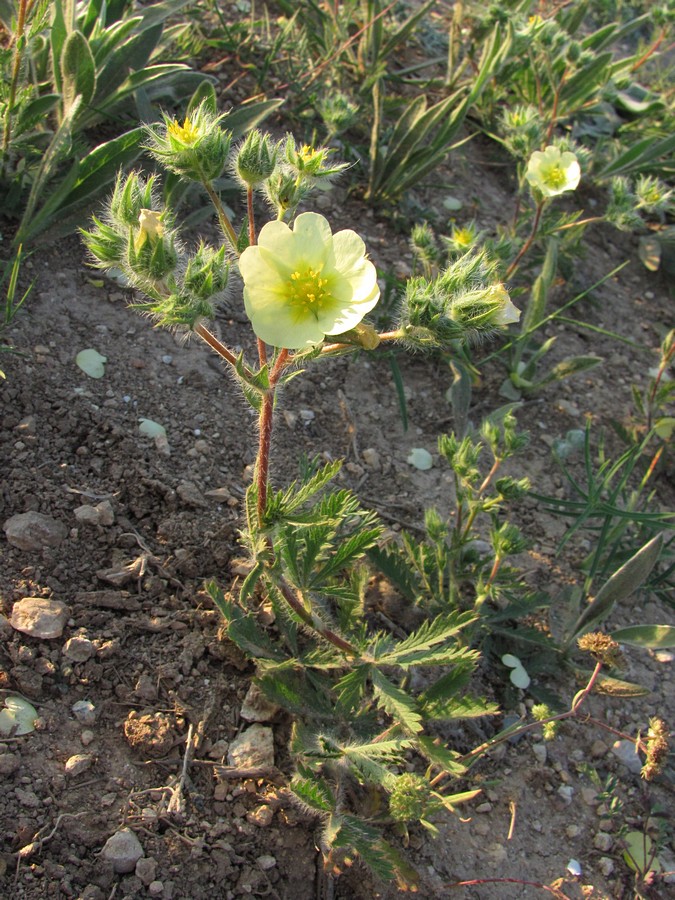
397, 250, 520, 350
81, 171, 229, 328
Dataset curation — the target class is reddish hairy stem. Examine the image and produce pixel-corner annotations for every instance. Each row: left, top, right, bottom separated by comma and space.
255, 349, 290, 527
275, 578, 358, 657
506, 201, 544, 280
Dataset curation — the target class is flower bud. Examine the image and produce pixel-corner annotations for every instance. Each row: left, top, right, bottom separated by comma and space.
283, 136, 348, 182
126, 211, 178, 283
182, 243, 230, 302
144, 100, 232, 183
109, 172, 158, 228
236, 129, 278, 188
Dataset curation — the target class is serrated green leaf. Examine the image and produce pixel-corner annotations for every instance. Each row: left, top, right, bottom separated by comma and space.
290, 774, 335, 813
373, 612, 477, 667
611, 624, 675, 649
371, 669, 422, 733
416, 735, 466, 777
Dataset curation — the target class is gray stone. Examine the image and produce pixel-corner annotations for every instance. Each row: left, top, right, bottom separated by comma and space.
63, 635, 96, 662
72, 700, 97, 725
148, 882, 164, 897
240, 684, 280, 723
227, 724, 274, 769
135, 856, 158, 885
10, 597, 70, 639
65, 754, 93, 777
611, 739, 643, 774
74, 505, 100, 526
95, 500, 115, 526
101, 828, 144, 874
593, 832, 613, 853
0, 752, 20, 775
256, 855, 276, 870
4, 511, 67, 551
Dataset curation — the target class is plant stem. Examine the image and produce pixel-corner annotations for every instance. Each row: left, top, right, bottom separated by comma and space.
255, 349, 289, 527
438, 661, 647, 776
442, 877, 571, 899
275, 577, 358, 657
203, 181, 239, 252
1, 0, 28, 172
193, 322, 241, 370
245, 185, 267, 367
506, 200, 545, 280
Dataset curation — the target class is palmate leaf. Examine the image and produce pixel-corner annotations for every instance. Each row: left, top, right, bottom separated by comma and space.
422, 693, 499, 722
370, 669, 422, 734
313, 525, 382, 583
342, 739, 412, 790
372, 611, 477, 668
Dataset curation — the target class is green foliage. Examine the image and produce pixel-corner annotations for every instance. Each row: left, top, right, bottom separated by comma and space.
369, 411, 531, 639
0, 0, 205, 246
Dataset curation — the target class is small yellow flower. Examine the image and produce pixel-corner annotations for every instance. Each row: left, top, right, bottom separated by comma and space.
134, 208, 164, 251
167, 117, 200, 145
299, 145, 319, 164
239, 212, 380, 349
489, 284, 521, 325
526, 146, 581, 198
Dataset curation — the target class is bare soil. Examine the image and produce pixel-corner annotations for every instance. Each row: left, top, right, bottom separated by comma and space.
1, 137, 674, 900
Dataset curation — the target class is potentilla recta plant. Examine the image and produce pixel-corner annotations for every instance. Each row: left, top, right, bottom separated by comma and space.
81, 93, 520, 886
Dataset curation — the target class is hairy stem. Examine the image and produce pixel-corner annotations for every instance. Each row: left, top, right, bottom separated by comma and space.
255, 349, 289, 527
506, 200, 544, 280
1, 0, 29, 169
203, 181, 239, 252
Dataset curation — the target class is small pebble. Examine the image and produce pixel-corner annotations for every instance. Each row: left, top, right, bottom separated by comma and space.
148, 881, 164, 896
72, 700, 96, 725
611, 739, 642, 774
101, 828, 144, 874
598, 857, 614, 877
247, 805, 274, 827
593, 832, 613, 852
256, 855, 276, 871
65, 754, 93, 777
557, 785, 574, 804
81, 730, 95, 747
136, 857, 158, 886
532, 743, 547, 765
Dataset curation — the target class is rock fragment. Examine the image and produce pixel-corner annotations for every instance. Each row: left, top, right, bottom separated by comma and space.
65, 754, 94, 776
136, 857, 158, 885
240, 684, 280, 723
227, 724, 275, 769
101, 828, 144, 874
4, 511, 67, 550
63, 635, 96, 662
10, 598, 70, 639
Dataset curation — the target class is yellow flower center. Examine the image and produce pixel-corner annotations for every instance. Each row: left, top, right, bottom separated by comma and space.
453, 228, 474, 247
168, 117, 199, 145
543, 164, 567, 189
299, 145, 318, 164
288, 267, 330, 319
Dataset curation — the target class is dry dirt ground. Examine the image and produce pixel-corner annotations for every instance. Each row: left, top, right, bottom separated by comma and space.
1, 138, 674, 900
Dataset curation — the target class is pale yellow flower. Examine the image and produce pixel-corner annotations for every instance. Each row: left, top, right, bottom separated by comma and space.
490, 284, 521, 325
239, 212, 380, 349
526, 146, 581, 197
134, 208, 164, 251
